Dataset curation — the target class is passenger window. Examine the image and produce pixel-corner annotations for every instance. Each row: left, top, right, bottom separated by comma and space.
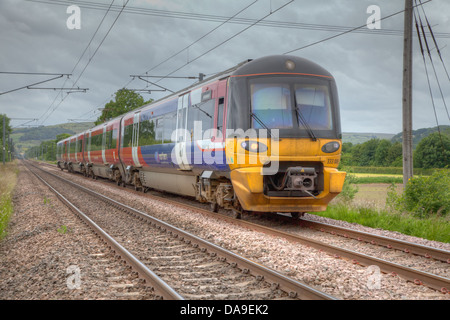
139, 118, 156, 146
163, 111, 177, 143
188, 99, 215, 138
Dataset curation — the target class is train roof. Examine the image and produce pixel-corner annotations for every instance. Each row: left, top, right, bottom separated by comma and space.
230, 55, 334, 79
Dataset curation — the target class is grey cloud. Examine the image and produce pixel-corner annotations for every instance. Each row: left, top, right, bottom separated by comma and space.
0, 0, 449, 134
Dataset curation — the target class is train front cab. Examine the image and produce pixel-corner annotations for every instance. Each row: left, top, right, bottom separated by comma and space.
225, 55, 346, 215
226, 137, 346, 214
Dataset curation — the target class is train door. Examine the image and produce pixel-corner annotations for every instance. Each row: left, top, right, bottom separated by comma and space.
175, 93, 192, 170
87, 131, 92, 163
75, 137, 78, 162
67, 140, 71, 161
102, 125, 107, 164
216, 79, 228, 140
63, 141, 67, 162
131, 112, 141, 167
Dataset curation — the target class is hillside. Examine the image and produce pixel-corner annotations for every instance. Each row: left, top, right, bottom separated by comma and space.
12, 122, 94, 153
342, 132, 395, 145
391, 125, 450, 148
343, 126, 450, 146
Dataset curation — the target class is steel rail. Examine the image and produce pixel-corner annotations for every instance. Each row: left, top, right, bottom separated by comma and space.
28, 161, 338, 300
148, 196, 450, 293
25, 163, 184, 300
33, 161, 450, 294
297, 218, 450, 263
37, 162, 450, 263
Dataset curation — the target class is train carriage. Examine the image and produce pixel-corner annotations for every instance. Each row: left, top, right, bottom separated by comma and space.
83, 118, 122, 181
56, 55, 346, 218
66, 133, 85, 174
56, 138, 69, 170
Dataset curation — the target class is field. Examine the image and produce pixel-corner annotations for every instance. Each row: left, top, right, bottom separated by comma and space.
352, 183, 403, 208
320, 173, 450, 243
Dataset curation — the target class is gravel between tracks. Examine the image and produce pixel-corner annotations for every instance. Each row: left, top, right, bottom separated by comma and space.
0, 164, 157, 300
40, 164, 449, 300
38, 169, 287, 300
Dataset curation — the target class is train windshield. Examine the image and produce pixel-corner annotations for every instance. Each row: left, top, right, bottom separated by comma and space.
250, 78, 333, 132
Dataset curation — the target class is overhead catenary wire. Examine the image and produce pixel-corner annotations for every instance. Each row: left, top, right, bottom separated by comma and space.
39, 0, 130, 125
149, 0, 294, 86
75, 0, 261, 121
0, 74, 66, 95
418, 0, 450, 82
138, 0, 259, 77
23, 1, 446, 132
26, 0, 450, 39
37, 0, 116, 125
284, 0, 432, 55
414, 1, 450, 122
414, 8, 448, 163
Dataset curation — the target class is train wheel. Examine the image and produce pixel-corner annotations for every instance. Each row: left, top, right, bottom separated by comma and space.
232, 208, 242, 219
210, 202, 219, 213
291, 212, 305, 219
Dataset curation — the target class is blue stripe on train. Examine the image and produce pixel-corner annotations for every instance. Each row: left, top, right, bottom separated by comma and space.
140, 142, 229, 172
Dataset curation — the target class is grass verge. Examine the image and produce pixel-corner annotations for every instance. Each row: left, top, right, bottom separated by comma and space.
0, 161, 19, 240
315, 203, 450, 243
351, 173, 403, 184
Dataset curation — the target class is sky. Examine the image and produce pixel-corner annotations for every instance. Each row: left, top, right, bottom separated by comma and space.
1, 0, 449, 134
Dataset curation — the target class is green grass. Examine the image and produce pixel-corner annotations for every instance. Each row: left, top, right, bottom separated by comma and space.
0, 162, 18, 240
317, 203, 450, 243
322, 178, 450, 243
352, 175, 404, 184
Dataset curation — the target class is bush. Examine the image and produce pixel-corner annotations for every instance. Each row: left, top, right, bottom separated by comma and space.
387, 169, 449, 218
336, 174, 359, 204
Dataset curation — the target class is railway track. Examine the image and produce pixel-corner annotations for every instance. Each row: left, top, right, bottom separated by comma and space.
32, 161, 450, 296
128, 197, 450, 294
25, 161, 337, 300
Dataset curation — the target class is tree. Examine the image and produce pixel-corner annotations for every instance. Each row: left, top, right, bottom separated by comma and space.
95, 89, 152, 125
414, 132, 450, 169
0, 114, 12, 162
374, 140, 391, 167
351, 139, 380, 166
386, 142, 402, 167
340, 142, 353, 167
56, 133, 71, 142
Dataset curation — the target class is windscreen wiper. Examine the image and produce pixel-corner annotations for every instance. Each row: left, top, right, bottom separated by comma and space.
294, 95, 317, 141
250, 112, 272, 138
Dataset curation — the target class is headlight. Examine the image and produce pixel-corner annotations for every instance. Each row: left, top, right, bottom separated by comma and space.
321, 141, 340, 153
241, 140, 268, 153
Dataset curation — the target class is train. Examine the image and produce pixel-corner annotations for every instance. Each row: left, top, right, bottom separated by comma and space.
56, 55, 346, 218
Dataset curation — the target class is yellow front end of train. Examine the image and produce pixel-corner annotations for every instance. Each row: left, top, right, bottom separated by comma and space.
226, 136, 346, 213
